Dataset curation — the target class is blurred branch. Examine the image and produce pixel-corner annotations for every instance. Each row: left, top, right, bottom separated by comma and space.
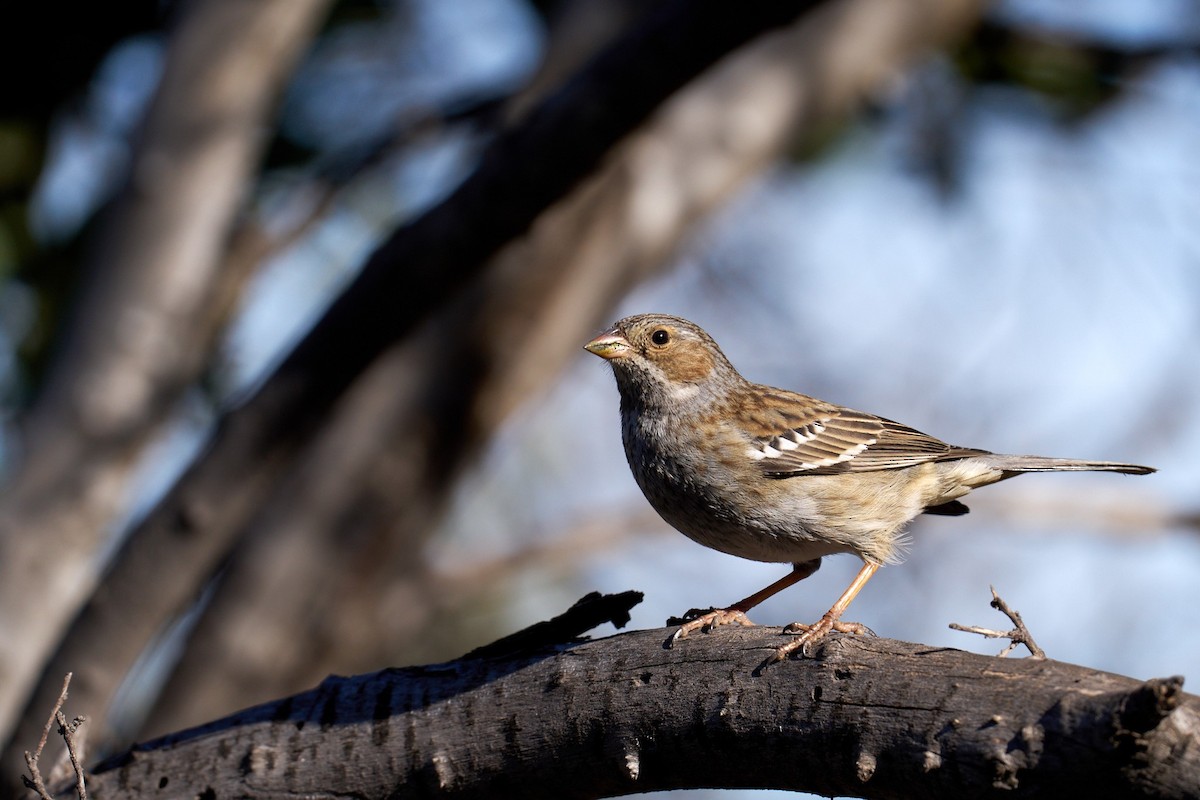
434, 508, 670, 591
203, 0, 649, 348
0, 0, 333, 745
964, 486, 1175, 536
961, 16, 1200, 118
86, 622, 1199, 799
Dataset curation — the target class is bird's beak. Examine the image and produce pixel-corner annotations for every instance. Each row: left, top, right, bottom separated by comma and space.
584, 327, 631, 360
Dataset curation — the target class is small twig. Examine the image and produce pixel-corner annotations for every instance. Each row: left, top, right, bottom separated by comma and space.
22, 673, 88, 800
57, 712, 89, 800
22, 754, 53, 800
949, 585, 1046, 659
23, 673, 73, 799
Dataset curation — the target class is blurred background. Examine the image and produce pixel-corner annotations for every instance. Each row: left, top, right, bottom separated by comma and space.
0, 0, 1197, 796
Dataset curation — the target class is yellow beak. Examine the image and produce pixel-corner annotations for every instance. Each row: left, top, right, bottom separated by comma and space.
584, 328, 631, 360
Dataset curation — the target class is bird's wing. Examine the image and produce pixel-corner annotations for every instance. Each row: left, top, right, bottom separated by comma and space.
738, 387, 988, 476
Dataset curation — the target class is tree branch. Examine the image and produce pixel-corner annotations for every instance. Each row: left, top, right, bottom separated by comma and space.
84, 614, 1198, 799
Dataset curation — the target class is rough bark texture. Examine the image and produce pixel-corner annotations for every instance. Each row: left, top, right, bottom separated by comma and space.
84, 624, 1198, 799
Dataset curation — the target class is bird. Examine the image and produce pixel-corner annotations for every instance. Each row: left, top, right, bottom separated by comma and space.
583, 313, 1155, 665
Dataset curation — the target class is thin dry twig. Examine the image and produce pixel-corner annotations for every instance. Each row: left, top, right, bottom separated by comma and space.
23, 673, 72, 800
949, 585, 1047, 659
56, 711, 89, 800
23, 673, 87, 800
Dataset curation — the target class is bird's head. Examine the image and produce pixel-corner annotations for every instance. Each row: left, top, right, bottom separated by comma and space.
584, 314, 742, 410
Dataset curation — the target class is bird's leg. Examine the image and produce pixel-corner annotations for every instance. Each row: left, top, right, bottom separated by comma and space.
767, 561, 880, 663
667, 559, 821, 648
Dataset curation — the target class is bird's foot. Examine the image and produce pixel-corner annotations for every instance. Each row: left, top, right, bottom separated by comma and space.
759, 615, 874, 666
665, 608, 756, 648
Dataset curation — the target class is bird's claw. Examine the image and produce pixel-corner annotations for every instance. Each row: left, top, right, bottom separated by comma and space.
781, 619, 874, 638
664, 608, 755, 649
758, 616, 873, 667
666, 607, 718, 626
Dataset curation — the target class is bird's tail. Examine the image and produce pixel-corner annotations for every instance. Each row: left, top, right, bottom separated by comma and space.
981, 455, 1155, 476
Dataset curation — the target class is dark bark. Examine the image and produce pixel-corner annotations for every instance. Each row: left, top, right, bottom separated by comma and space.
84, 613, 1198, 800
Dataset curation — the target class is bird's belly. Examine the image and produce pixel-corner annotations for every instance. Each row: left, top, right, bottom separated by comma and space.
631, 456, 855, 564
671, 512, 852, 564
627, 435, 921, 564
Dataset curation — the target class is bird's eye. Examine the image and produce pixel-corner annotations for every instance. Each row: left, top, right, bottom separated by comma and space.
651, 329, 670, 346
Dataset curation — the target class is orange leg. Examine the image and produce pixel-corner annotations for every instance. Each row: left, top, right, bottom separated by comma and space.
765, 560, 880, 664
668, 559, 822, 647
